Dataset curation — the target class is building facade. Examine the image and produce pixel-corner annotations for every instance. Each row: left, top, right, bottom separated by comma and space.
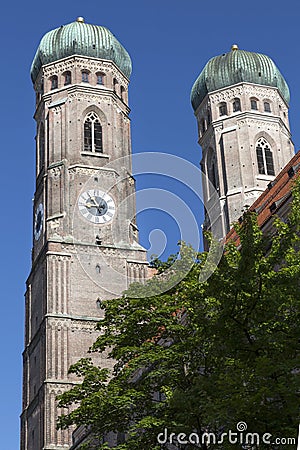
21, 17, 148, 450
191, 45, 295, 241
22, 19, 298, 450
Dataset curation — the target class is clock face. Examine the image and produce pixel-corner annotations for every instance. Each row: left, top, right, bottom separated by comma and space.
78, 189, 116, 224
34, 203, 44, 241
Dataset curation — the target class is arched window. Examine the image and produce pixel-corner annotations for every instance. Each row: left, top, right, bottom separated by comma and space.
256, 137, 275, 176
232, 98, 241, 112
64, 71, 71, 85
201, 118, 206, 134
50, 75, 58, 90
96, 72, 104, 85
208, 158, 218, 190
82, 70, 89, 83
264, 101, 271, 113
250, 98, 258, 110
84, 112, 103, 152
219, 102, 227, 116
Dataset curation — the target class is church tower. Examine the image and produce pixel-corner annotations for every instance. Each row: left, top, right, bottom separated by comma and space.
21, 18, 148, 450
191, 45, 294, 241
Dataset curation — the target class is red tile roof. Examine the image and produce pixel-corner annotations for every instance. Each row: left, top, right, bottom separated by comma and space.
226, 151, 300, 245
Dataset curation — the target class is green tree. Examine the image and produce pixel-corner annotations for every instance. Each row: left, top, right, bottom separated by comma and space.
57, 181, 300, 449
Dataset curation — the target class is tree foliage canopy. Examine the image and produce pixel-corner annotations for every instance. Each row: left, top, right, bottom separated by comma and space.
57, 180, 300, 449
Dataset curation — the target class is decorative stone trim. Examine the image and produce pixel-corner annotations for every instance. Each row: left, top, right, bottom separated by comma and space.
81, 151, 109, 159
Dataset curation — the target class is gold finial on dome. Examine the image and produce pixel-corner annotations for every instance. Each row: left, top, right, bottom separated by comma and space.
76, 17, 85, 23
231, 44, 239, 51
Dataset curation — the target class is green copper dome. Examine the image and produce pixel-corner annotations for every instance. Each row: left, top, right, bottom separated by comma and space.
191, 46, 290, 111
31, 17, 132, 82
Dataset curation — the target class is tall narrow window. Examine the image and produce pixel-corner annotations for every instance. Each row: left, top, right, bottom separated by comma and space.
232, 98, 241, 112
264, 101, 271, 112
82, 70, 89, 83
113, 78, 118, 94
96, 72, 104, 85
64, 71, 71, 85
84, 112, 103, 152
50, 75, 58, 90
120, 86, 126, 101
250, 98, 258, 110
94, 121, 102, 151
208, 159, 218, 190
207, 108, 212, 125
84, 119, 92, 151
256, 137, 275, 176
38, 123, 45, 171
219, 102, 227, 116
207, 149, 219, 195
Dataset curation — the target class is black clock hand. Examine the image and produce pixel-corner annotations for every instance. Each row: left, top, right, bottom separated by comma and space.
85, 199, 105, 215
88, 194, 99, 207
97, 201, 106, 215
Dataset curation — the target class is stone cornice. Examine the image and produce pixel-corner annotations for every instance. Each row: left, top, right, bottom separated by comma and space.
41, 54, 129, 84
208, 82, 288, 106
41, 84, 130, 115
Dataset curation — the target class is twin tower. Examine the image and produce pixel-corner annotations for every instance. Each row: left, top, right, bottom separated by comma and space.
191, 45, 294, 239
21, 18, 294, 450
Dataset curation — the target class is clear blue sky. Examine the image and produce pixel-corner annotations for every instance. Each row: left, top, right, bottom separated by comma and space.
1, 1, 300, 448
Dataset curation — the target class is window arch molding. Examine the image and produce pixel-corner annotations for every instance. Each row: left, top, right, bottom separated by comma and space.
81, 106, 107, 153
82, 105, 107, 127
254, 131, 276, 151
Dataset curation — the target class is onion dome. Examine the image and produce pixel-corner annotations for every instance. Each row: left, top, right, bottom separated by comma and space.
191, 45, 290, 111
31, 17, 132, 82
